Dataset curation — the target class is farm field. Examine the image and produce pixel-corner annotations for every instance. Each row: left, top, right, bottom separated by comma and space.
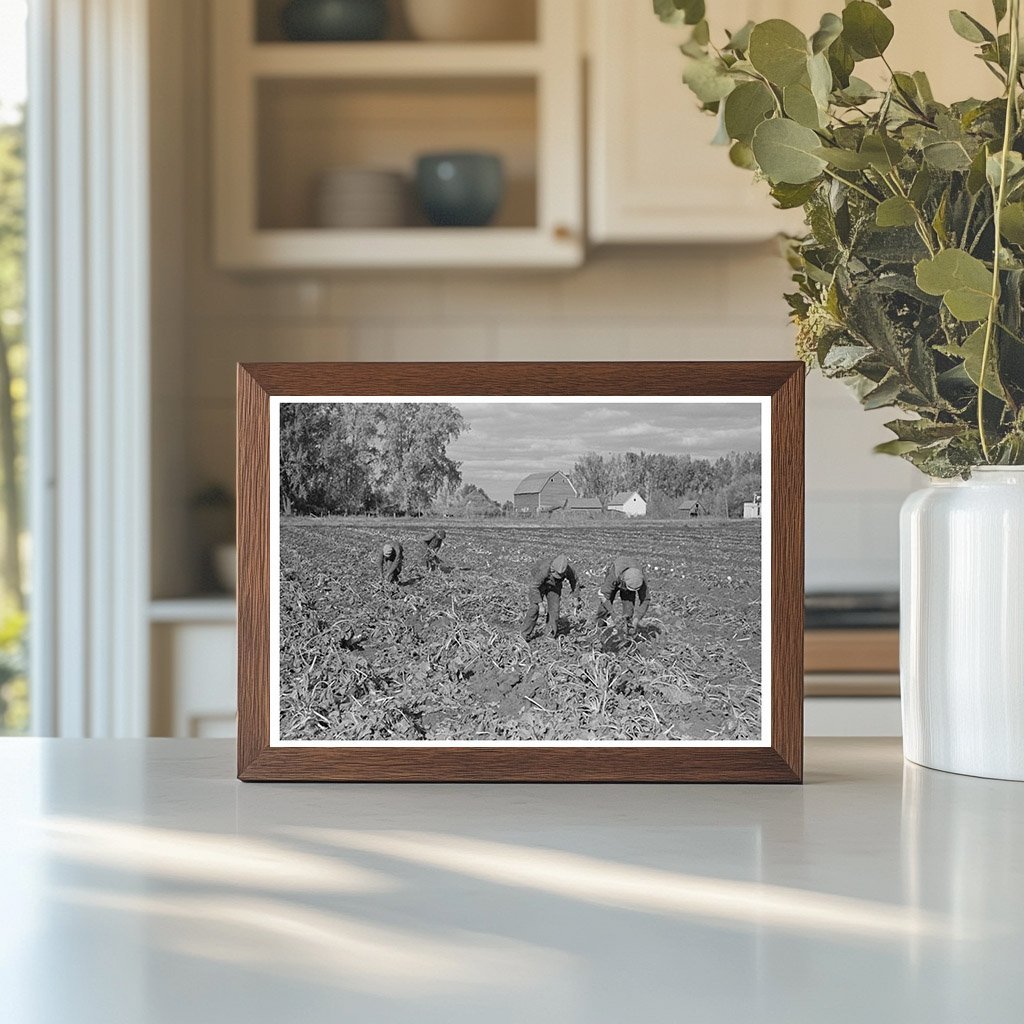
278, 517, 763, 743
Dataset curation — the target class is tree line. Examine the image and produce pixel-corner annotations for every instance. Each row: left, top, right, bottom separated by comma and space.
279, 402, 466, 515
572, 450, 761, 518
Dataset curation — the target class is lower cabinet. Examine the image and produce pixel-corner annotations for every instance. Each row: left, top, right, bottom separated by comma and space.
149, 609, 903, 739
150, 605, 236, 738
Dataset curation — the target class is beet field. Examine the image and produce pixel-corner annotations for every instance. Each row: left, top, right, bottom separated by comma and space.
277, 517, 763, 743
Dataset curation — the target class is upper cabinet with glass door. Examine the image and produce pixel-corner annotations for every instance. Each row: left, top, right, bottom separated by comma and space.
586, 0, 999, 244
212, 0, 584, 269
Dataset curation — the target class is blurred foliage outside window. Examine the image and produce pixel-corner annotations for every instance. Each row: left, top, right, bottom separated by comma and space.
0, 0, 28, 733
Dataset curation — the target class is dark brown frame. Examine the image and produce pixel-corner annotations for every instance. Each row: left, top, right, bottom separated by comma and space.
237, 362, 804, 782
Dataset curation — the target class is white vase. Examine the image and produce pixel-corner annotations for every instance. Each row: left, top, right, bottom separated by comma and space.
900, 467, 1024, 780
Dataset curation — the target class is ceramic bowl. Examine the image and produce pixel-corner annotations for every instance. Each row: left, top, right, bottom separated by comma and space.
415, 152, 504, 228
403, 0, 534, 42
281, 0, 388, 42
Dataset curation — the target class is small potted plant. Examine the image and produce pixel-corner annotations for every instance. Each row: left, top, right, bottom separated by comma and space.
658, 0, 1024, 779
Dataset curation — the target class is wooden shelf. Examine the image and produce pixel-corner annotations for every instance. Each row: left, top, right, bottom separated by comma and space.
805, 629, 900, 675
249, 42, 544, 79
212, 0, 583, 269
218, 227, 580, 270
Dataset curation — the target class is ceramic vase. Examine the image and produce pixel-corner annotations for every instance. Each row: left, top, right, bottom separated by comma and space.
900, 467, 1024, 780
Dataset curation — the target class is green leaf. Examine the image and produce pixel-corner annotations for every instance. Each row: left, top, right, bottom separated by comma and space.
923, 140, 973, 171
771, 180, 820, 209
751, 118, 828, 184
729, 140, 757, 169
814, 146, 872, 170
827, 36, 856, 88
915, 249, 994, 322
723, 81, 775, 144
967, 144, 991, 193
724, 20, 755, 53
948, 10, 994, 44
875, 439, 922, 455
1000, 203, 1024, 245
808, 51, 833, 109
876, 197, 918, 228
993, 0, 1008, 24
913, 71, 935, 104
909, 164, 933, 205
810, 12, 843, 54
862, 375, 903, 409
885, 418, 963, 443
842, 1, 895, 59
784, 80, 824, 129
939, 325, 1006, 398
653, 0, 705, 26
748, 20, 809, 87
861, 133, 904, 173
986, 150, 1024, 191
682, 57, 736, 104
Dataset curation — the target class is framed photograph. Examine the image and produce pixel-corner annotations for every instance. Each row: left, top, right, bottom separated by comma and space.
237, 362, 804, 782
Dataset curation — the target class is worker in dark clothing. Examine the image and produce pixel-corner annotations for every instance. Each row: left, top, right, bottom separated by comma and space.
378, 541, 403, 586
596, 557, 650, 635
421, 528, 447, 571
521, 554, 581, 640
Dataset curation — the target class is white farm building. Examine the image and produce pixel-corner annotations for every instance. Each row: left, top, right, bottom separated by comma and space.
608, 491, 647, 518
743, 495, 762, 519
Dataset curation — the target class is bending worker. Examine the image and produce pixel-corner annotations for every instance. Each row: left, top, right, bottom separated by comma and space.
521, 554, 580, 640
421, 528, 447, 571
596, 557, 650, 634
378, 541, 403, 586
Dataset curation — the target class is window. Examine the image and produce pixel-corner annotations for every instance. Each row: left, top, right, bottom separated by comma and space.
0, 0, 28, 734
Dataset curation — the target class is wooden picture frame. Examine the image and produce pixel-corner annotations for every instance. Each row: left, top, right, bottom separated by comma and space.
237, 362, 804, 782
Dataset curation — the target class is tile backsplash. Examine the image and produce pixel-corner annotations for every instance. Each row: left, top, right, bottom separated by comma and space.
179, 246, 917, 593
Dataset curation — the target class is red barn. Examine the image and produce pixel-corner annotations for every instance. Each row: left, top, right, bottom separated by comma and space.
514, 471, 578, 514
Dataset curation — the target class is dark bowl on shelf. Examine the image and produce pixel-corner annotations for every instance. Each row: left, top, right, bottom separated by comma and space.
280, 0, 388, 42
415, 152, 505, 228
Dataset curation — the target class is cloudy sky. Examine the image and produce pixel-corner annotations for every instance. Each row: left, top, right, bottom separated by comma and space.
448, 401, 762, 502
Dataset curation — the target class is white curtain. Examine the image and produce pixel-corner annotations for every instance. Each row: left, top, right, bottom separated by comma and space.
28, 0, 150, 736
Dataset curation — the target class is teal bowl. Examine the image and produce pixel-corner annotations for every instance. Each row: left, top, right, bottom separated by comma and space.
281, 0, 388, 42
415, 153, 505, 228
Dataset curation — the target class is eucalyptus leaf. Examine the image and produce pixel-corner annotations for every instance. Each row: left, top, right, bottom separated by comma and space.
948, 10, 994, 44
784, 80, 825, 129
993, 0, 1008, 24
729, 140, 757, 169
923, 140, 973, 171
752, 118, 828, 184
683, 57, 736, 104
1000, 203, 1024, 244
842, 1, 895, 59
915, 250, 994, 322
827, 35, 856, 88
814, 146, 872, 170
723, 81, 775, 144
876, 197, 919, 228
861, 133, 904, 173
810, 12, 843, 54
939, 326, 1006, 398
748, 20, 809, 86
653, 0, 705, 26
724, 20, 755, 53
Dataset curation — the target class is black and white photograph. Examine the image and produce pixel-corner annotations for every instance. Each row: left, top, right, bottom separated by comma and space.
271, 397, 770, 746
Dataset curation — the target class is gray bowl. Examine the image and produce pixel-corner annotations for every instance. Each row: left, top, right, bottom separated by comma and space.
415, 152, 505, 228
280, 0, 388, 42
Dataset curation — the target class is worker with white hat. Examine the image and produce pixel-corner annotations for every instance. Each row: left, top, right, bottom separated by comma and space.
596, 557, 650, 634
378, 540, 404, 586
521, 553, 581, 640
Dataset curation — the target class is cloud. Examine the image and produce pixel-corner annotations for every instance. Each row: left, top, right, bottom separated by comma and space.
448, 401, 762, 502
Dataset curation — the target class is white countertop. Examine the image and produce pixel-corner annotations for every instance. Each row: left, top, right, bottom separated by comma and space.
1, 738, 1020, 1023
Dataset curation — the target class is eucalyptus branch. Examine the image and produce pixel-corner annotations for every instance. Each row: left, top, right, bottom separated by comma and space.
979, 0, 1021, 462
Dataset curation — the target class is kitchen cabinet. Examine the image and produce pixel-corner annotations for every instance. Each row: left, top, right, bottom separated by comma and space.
587, 0, 813, 243
586, 0, 998, 244
211, 0, 583, 269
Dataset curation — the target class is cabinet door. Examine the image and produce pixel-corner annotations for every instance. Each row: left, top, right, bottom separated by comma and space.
587, 0, 809, 243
